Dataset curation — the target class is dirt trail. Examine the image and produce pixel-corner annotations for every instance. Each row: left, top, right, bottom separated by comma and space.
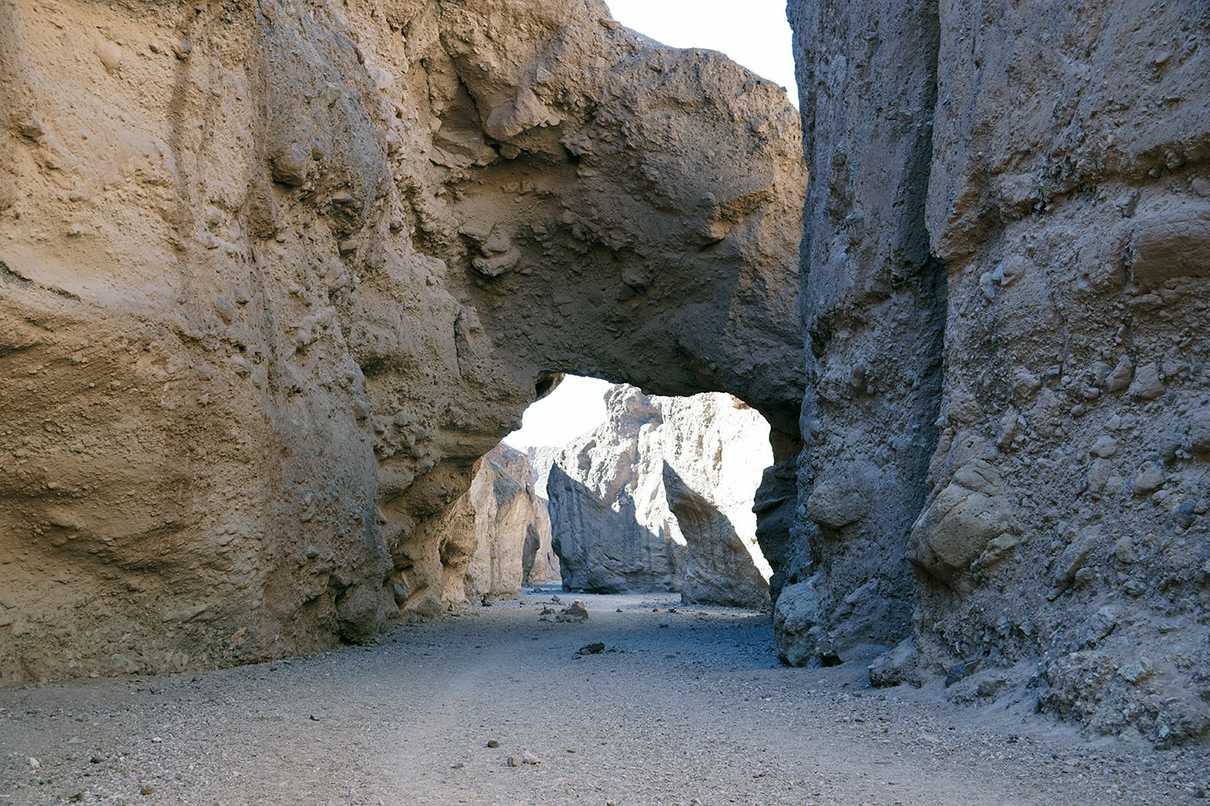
1, 592, 1206, 805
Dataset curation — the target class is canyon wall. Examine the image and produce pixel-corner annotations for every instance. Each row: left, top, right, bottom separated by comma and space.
787, 0, 1209, 744
403, 441, 557, 609
0, 0, 803, 684
548, 385, 772, 609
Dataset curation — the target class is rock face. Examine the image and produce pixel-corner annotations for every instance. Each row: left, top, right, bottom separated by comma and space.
461, 444, 557, 600
548, 385, 772, 609
788, 0, 1210, 744
520, 444, 562, 587
449, 440, 561, 597
0, 0, 803, 683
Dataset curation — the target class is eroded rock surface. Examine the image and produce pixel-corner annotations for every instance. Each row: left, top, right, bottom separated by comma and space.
548, 385, 772, 609
455, 444, 557, 602
788, 0, 1210, 744
0, 0, 802, 683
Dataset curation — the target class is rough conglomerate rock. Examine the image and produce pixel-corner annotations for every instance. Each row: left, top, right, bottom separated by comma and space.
0, 0, 803, 683
547, 385, 772, 609
787, 0, 1210, 744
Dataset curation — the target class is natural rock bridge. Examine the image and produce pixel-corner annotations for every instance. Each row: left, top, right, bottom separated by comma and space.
0, 0, 804, 684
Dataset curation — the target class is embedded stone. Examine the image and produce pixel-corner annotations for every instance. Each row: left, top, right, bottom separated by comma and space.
1133, 464, 1165, 496
909, 460, 1015, 581
806, 472, 870, 530
1105, 357, 1135, 393
1128, 363, 1165, 401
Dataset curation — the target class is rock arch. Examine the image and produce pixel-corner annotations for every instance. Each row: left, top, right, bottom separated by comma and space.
0, 0, 803, 683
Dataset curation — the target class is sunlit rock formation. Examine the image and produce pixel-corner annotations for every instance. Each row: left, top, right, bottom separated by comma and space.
548, 385, 772, 609
464, 444, 558, 600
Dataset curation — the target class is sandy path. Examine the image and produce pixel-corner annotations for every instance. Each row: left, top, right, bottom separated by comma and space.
1, 592, 1205, 805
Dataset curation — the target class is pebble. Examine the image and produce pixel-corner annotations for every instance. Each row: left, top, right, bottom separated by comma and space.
555, 601, 589, 622
506, 752, 543, 767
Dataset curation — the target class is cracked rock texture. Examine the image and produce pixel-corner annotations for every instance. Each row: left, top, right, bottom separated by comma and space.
548, 385, 772, 609
0, 0, 803, 683
788, 0, 1209, 744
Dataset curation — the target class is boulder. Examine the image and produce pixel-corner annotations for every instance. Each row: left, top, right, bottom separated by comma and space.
773, 578, 823, 667
908, 460, 1017, 583
868, 639, 921, 688
806, 466, 874, 531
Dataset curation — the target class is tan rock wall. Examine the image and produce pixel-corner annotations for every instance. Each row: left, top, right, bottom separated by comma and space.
462, 444, 557, 600
0, 0, 802, 683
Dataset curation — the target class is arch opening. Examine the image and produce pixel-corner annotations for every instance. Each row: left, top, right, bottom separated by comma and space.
412, 375, 778, 617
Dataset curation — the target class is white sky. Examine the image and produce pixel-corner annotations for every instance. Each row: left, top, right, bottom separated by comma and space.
504, 3, 797, 450
503, 376, 613, 449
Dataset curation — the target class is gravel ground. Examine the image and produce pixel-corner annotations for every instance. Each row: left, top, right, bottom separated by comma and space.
1, 591, 1207, 805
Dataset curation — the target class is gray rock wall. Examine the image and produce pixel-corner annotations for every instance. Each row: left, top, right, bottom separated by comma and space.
788, 0, 1210, 744
781, 0, 946, 665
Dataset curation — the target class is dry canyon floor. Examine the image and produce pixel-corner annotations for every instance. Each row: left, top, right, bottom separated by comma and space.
1, 592, 1206, 805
